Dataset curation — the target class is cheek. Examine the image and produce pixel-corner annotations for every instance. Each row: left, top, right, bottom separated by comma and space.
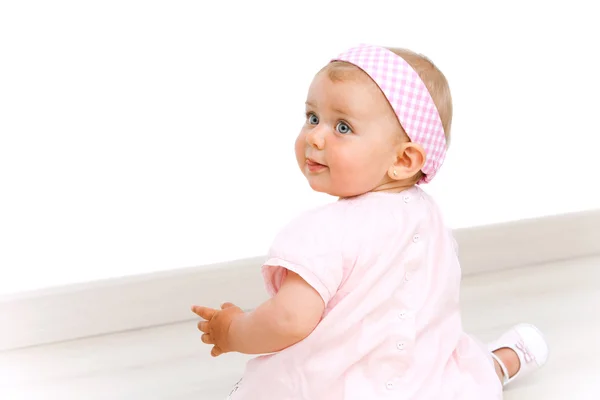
329, 147, 365, 179
330, 145, 386, 182
294, 134, 305, 166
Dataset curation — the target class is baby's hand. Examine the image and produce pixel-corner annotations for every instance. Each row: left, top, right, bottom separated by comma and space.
191, 302, 244, 357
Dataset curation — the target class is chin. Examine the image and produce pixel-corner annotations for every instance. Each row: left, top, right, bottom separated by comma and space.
306, 181, 349, 198
307, 180, 328, 194
304, 176, 330, 194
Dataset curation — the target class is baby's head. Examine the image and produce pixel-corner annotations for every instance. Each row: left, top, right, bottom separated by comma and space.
295, 44, 452, 198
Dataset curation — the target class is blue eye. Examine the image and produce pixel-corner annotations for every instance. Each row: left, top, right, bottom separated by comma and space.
307, 113, 319, 125
336, 121, 352, 134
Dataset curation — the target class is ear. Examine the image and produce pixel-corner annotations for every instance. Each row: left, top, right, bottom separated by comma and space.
387, 142, 426, 181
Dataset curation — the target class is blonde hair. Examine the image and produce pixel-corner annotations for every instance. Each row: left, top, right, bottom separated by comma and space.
325, 46, 453, 182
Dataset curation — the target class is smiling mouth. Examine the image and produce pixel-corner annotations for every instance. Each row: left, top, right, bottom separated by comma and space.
306, 158, 327, 172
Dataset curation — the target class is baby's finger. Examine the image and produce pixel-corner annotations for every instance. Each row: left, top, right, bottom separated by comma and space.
197, 320, 209, 333
201, 333, 214, 344
211, 345, 223, 357
221, 302, 235, 309
191, 305, 216, 320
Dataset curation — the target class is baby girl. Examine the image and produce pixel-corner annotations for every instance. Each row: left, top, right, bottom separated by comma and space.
192, 44, 549, 399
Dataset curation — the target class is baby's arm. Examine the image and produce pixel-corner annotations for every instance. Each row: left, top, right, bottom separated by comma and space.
231, 271, 324, 353
192, 271, 325, 356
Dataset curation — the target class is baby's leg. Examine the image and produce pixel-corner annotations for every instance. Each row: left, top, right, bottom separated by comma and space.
488, 324, 549, 387
491, 348, 520, 382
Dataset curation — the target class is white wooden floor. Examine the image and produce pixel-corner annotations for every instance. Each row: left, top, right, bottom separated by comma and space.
1, 256, 599, 399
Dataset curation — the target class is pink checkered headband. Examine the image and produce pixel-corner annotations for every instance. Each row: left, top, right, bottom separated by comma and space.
331, 44, 447, 184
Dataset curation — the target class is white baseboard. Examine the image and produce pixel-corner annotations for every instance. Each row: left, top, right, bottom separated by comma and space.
1, 209, 599, 351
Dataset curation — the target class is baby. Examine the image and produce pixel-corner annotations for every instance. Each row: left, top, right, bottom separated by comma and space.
192, 44, 549, 399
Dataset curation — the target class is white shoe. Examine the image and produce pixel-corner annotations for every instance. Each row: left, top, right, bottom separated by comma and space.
488, 323, 549, 386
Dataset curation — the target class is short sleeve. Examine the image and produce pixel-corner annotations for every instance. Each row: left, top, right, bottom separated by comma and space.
261, 203, 347, 306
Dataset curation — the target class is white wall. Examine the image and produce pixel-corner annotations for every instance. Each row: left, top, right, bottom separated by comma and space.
1, 1, 599, 295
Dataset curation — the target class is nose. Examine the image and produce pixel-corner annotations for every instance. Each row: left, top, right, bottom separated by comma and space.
306, 125, 326, 150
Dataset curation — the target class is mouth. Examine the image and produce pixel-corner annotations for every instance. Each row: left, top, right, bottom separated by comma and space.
306, 157, 327, 173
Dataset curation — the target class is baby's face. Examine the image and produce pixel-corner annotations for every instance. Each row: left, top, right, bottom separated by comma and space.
295, 67, 404, 197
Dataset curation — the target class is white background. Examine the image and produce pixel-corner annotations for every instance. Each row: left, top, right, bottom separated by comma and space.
1, 1, 599, 295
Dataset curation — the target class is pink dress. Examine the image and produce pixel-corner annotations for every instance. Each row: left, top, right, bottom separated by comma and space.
228, 186, 502, 399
